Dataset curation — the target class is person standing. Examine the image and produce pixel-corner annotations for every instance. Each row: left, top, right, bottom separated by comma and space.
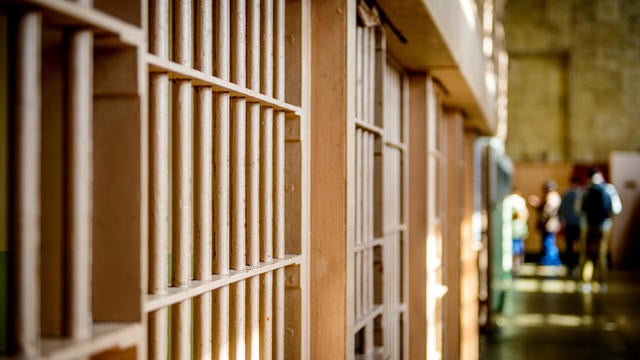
558, 176, 583, 274
580, 167, 621, 292
506, 189, 529, 273
530, 180, 562, 266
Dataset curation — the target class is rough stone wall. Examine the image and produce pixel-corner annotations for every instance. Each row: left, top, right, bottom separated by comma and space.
505, 0, 640, 163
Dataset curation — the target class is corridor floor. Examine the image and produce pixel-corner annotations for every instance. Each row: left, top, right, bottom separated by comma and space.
480, 264, 640, 359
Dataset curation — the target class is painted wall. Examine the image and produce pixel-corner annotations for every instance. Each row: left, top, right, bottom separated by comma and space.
505, 0, 640, 163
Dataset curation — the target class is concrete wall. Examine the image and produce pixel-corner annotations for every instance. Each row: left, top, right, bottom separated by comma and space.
505, 0, 640, 163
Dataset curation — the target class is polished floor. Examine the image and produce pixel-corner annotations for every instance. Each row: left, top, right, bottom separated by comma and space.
481, 264, 640, 359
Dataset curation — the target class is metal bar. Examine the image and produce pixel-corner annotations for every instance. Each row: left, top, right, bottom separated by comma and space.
259, 1, 274, 357
230, 1, 247, 358
246, 1, 261, 358
148, 308, 168, 359
149, 0, 168, 58
146, 55, 301, 115
273, 2, 285, 357
213, 1, 231, 359
194, 0, 213, 357
356, 26, 363, 122
171, 0, 193, 357
148, 0, 169, 356
65, 27, 93, 340
261, 272, 273, 360
12, 10, 41, 357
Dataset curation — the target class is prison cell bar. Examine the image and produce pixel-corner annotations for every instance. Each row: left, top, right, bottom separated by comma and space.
194, 0, 214, 357
230, 0, 247, 358
213, 1, 231, 358
13, 10, 41, 357
171, 0, 193, 357
246, 0, 261, 358
65, 24, 93, 341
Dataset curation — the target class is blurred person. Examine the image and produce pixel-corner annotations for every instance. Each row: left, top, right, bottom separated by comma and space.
558, 175, 583, 275
580, 167, 621, 293
529, 180, 562, 266
506, 189, 529, 273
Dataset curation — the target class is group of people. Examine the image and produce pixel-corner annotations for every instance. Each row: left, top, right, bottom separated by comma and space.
508, 167, 622, 292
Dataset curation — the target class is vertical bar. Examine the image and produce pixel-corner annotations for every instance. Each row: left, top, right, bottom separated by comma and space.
148, 309, 167, 359
194, 0, 213, 358
260, 0, 274, 357
172, 0, 193, 358
260, 1, 274, 263
369, 28, 375, 125
149, 72, 170, 359
356, 26, 363, 122
355, 128, 362, 321
246, 1, 261, 358
273, 0, 285, 358
368, 133, 374, 310
214, 1, 231, 359
364, 132, 370, 312
149, 0, 169, 356
362, 27, 369, 124
65, 28, 93, 340
230, 0, 247, 359
364, 134, 373, 353
12, 11, 41, 357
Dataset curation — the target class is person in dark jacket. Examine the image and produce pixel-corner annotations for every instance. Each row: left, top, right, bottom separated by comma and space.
558, 176, 583, 275
580, 167, 620, 293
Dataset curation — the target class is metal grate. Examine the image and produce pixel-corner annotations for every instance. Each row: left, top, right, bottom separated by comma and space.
2, 0, 307, 358
146, 0, 304, 358
353, 13, 408, 358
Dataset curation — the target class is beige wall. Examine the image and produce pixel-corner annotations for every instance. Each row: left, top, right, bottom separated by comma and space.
505, 0, 640, 163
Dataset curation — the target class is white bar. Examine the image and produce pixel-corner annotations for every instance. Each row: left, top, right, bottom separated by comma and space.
230, 2, 247, 358
368, 133, 375, 309
171, 78, 193, 356
356, 129, 363, 246
369, 28, 375, 125
193, 1, 213, 356
260, 106, 274, 263
191, 1, 215, 356
148, 309, 168, 359
214, 1, 231, 359
66, 28, 93, 340
274, 0, 285, 101
230, 0, 246, 272
149, 73, 170, 292
274, 267, 285, 360
145, 255, 301, 312
171, 3, 193, 358
194, 86, 213, 358
14, 11, 41, 356
246, 2, 261, 359
261, 272, 273, 360
356, 26, 363, 121
355, 128, 363, 321
274, 110, 285, 260
149, 0, 170, 354
261, 0, 273, 97
194, 89, 213, 281
363, 27, 369, 124
195, 0, 213, 75
171, 79, 193, 290
172, 300, 191, 359
246, 275, 260, 360
149, 0, 168, 58
173, 0, 192, 66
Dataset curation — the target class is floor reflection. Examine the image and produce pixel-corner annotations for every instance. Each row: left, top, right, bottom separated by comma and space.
481, 263, 640, 359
